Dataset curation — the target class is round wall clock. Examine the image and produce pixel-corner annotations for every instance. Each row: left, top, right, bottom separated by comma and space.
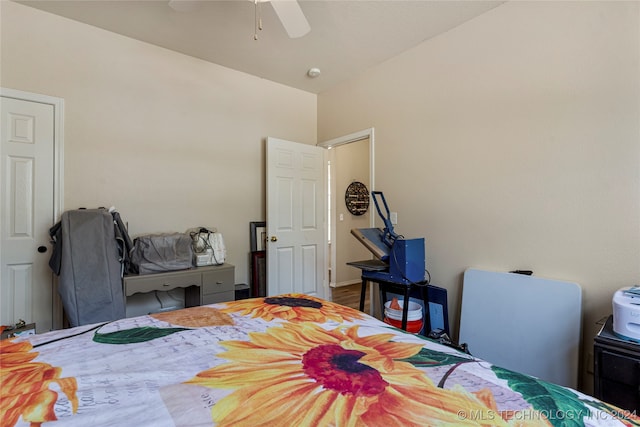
345, 181, 369, 216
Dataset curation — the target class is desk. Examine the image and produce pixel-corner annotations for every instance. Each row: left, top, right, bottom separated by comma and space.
124, 264, 235, 308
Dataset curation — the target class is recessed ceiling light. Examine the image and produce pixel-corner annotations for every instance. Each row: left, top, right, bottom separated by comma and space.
307, 67, 321, 78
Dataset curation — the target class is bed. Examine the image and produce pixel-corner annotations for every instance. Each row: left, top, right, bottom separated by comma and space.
2, 293, 637, 426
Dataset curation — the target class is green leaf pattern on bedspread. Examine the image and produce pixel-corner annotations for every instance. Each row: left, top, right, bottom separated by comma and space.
93, 326, 190, 344
492, 366, 590, 427
400, 346, 472, 367
587, 399, 640, 426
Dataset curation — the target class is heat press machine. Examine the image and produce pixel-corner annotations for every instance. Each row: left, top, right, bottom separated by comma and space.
348, 192, 450, 337
349, 191, 425, 284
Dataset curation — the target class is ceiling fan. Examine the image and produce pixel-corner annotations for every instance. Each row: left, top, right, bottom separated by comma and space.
168, 0, 311, 39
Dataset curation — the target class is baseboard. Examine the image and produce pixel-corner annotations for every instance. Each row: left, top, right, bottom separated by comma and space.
330, 280, 361, 288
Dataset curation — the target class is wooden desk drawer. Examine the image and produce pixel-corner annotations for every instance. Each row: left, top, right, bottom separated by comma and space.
125, 271, 201, 296
202, 268, 234, 295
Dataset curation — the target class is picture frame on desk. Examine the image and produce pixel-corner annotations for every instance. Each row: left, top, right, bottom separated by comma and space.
251, 250, 266, 297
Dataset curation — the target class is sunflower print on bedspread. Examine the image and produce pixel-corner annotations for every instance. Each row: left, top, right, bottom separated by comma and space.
185, 322, 551, 427
0, 338, 78, 427
220, 293, 364, 323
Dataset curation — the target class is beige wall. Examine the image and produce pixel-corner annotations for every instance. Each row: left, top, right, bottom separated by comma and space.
1, 1, 317, 286
332, 138, 371, 286
318, 1, 639, 392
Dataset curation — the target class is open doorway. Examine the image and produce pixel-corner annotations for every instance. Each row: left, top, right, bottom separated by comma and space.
318, 129, 375, 290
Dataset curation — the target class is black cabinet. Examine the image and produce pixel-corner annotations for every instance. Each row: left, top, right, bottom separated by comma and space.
594, 315, 640, 412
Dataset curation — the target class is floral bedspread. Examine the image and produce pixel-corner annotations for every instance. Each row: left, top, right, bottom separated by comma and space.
1, 294, 637, 427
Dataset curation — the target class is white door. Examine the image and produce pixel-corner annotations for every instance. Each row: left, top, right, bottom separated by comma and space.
266, 137, 326, 299
1, 96, 56, 333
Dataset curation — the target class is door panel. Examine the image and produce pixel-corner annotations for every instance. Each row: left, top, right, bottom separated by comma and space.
6, 265, 33, 325
9, 157, 34, 237
301, 244, 317, 294
266, 137, 326, 298
276, 177, 294, 230
1, 96, 55, 332
301, 179, 317, 228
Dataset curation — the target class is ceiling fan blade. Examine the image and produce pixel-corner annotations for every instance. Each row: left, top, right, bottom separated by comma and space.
270, 0, 310, 38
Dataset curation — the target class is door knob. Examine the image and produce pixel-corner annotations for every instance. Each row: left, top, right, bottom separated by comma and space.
270, 236, 278, 242
37, 246, 47, 253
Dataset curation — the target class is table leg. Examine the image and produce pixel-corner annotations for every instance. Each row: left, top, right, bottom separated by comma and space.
381, 287, 388, 319
370, 282, 378, 318
401, 285, 410, 330
359, 278, 367, 312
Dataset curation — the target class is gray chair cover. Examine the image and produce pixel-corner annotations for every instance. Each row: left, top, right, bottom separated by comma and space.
54, 209, 125, 327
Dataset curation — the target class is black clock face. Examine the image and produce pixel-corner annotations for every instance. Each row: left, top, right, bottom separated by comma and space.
345, 182, 369, 216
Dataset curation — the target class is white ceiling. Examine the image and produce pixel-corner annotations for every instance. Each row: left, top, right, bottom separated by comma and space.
18, 0, 504, 93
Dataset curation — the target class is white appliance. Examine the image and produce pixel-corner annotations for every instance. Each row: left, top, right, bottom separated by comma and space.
613, 286, 640, 342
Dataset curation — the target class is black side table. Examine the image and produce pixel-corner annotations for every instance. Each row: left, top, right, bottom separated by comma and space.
594, 315, 640, 412
363, 275, 430, 332
358, 273, 449, 337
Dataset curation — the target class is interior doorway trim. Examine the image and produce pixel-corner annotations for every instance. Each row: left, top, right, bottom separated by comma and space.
318, 127, 375, 227
1, 87, 65, 329
318, 128, 375, 290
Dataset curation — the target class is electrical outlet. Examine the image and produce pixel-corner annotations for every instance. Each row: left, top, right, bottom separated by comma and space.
390, 211, 398, 225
